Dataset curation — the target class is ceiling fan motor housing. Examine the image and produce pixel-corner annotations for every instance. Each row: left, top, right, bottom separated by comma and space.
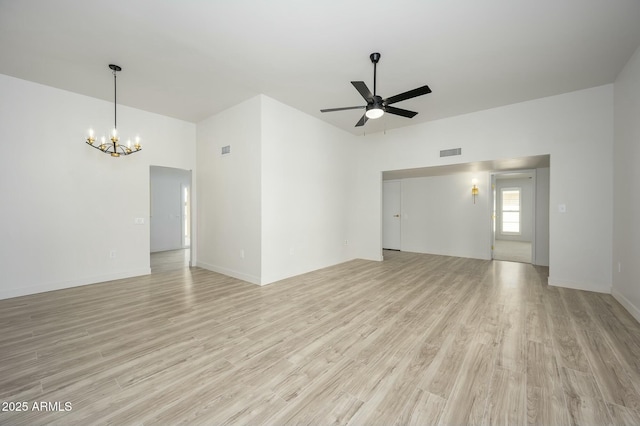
368, 95, 384, 109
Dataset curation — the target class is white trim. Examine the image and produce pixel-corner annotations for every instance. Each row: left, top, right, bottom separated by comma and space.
548, 276, 610, 294
195, 261, 261, 285
530, 170, 537, 265
612, 288, 640, 323
0, 268, 151, 301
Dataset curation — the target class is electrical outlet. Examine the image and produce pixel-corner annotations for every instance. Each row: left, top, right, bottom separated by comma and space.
344, 240, 348, 246
109, 250, 116, 259
240, 249, 245, 259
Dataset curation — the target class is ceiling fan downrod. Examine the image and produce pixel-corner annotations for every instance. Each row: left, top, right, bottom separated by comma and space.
370, 52, 380, 96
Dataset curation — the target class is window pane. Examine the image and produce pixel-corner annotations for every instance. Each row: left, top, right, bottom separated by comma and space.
502, 212, 520, 222
501, 188, 521, 233
503, 222, 520, 233
502, 190, 520, 211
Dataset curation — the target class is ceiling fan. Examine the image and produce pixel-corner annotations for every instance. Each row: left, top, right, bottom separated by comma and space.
321, 52, 432, 127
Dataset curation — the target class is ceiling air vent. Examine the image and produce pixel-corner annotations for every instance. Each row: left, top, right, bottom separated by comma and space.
440, 148, 462, 157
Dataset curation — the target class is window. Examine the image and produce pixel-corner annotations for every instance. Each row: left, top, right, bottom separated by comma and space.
501, 188, 521, 234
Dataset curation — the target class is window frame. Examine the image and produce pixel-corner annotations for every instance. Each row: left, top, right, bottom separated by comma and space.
501, 187, 522, 235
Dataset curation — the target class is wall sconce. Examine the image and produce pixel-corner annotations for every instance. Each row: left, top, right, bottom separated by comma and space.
471, 178, 479, 204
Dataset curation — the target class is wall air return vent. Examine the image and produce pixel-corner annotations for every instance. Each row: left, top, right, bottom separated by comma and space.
440, 148, 462, 157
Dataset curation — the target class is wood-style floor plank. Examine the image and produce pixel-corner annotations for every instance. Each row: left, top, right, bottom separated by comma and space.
1, 250, 639, 425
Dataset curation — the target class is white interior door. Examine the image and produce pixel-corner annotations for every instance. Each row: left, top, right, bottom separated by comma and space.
383, 180, 402, 250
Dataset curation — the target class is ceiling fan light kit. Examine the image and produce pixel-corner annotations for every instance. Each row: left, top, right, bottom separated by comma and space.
365, 96, 385, 119
321, 52, 432, 127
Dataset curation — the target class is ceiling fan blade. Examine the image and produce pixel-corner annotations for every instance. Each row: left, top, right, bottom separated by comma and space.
355, 114, 368, 127
385, 105, 418, 118
351, 81, 374, 102
320, 105, 365, 113
384, 85, 432, 105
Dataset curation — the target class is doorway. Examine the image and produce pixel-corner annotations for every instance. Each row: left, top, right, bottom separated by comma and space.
491, 170, 535, 263
150, 166, 192, 273
380, 155, 550, 266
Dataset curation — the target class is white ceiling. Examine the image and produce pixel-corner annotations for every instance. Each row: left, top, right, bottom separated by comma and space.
1, 0, 639, 135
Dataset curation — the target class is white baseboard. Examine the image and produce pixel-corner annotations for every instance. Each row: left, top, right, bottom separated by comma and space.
195, 261, 261, 285
0, 268, 151, 301
548, 276, 610, 294
612, 288, 640, 323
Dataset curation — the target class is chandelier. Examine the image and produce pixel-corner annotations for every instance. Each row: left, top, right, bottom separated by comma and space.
85, 64, 141, 157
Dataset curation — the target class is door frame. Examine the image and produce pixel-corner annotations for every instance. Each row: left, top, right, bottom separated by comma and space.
180, 182, 191, 250
149, 165, 193, 268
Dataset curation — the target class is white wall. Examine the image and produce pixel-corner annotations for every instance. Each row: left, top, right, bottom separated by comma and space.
196, 95, 355, 285
613, 45, 640, 321
399, 172, 492, 259
0, 74, 196, 300
495, 177, 533, 242
353, 85, 613, 293
260, 96, 355, 284
150, 166, 192, 252
196, 96, 262, 284
0, 72, 620, 301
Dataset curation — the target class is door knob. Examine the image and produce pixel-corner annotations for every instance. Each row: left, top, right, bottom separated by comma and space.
393, 214, 400, 217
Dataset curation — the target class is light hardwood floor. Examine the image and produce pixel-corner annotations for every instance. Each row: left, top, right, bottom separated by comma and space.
150, 248, 190, 274
1, 251, 640, 425
493, 240, 532, 263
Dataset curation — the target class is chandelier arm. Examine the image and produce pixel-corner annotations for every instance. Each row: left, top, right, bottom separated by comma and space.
86, 142, 108, 153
